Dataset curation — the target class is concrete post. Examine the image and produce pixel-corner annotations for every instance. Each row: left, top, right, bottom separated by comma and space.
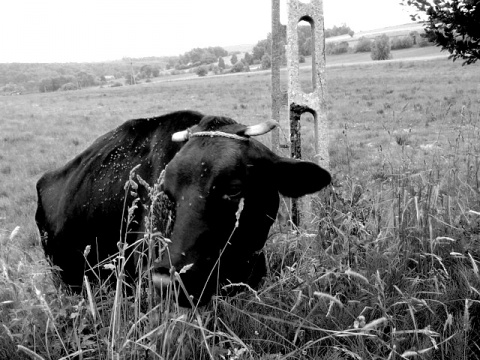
271, 0, 329, 227
286, 0, 328, 169
271, 0, 282, 154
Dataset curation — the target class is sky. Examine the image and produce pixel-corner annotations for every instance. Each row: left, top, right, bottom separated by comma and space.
0, 0, 416, 63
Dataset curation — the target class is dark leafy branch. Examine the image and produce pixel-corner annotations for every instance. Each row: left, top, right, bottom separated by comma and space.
401, 0, 480, 65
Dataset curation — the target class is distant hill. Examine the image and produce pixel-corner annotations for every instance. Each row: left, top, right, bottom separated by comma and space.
326, 22, 424, 46
222, 44, 255, 54
221, 23, 423, 54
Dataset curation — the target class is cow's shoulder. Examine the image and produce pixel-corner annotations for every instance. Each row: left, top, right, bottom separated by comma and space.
40, 110, 205, 184
36, 110, 205, 229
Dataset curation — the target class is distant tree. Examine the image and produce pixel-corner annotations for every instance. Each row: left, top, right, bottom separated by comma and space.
209, 46, 228, 58
140, 65, 153, 78
401, 0, 480, 64
1, 83, 24, 94
298, 25, 312, 56
243, 52, 253, 65
166, 58, 176, 70
252, 38, 269, 61
211, 65, 221, 75
261, 54, 271, 69
325, 41, 350, 55
60, 82, 77, 91
201, 53, 217, 65
391, 36, 414, 50
195, 65, 208, 77
38, 75, 77, 92
354, 37, 372, 53
39, 78, 54, 92
151, 67, 160, 77
417, 34, 434, 47
231, 61, 245, 73
125, 74, 135, 85
325, 24, 354, 38
218, 57, 226, 70
301, 37, 312, 56
230, 54, 238, 65
178, 46, 227, 67
371, 34, 392, 61
76, 71, 96, 88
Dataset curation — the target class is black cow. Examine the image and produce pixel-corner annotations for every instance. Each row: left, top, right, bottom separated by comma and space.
36, 110, 331, 306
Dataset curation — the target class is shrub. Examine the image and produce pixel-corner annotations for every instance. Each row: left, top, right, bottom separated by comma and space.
410, 31, 420, 45
261, 54, 271, 70
418, 34, 434, 47
354, 37, 372, 53
243, 52, 253, 65
212, 65, 221, 75
299, 55, 306, 63
326, 41, 349, 55
195, 65, 208, 77
231, 61, 245, 73
125, 74, 136, 85
218, 57, 226, 69
391, 36, 414, 50
371, 34, 391, 60
60, 82, 77, 91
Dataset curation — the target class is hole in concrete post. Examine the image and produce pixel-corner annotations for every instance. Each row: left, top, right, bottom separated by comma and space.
298, 18, 314, 94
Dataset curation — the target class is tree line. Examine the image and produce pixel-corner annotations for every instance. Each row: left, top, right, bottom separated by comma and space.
3, 1, 479, 94
0, 23, 356, 93
248, 23, 354, 69
0, 61, 167, 94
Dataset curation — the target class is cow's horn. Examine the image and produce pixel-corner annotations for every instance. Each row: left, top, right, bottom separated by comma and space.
172, 129, 190, 142
244, 120, 278, 136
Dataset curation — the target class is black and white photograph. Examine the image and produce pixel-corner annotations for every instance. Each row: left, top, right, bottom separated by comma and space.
1, 0, 479, 359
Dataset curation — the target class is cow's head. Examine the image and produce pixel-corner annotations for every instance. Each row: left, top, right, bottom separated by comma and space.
153, 115, 331, 306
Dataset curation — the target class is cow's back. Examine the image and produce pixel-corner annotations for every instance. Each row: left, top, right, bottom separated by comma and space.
35, 110, 204, 289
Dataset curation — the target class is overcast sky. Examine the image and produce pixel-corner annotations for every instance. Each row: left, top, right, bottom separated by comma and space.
0, 0, 415, 63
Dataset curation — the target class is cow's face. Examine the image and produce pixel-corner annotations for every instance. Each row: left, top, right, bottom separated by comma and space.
153, 116, 331, 306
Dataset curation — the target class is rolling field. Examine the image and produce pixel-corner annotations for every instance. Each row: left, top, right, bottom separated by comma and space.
1, 57, 480, 359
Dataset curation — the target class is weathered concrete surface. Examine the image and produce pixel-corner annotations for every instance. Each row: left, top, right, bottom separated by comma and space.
271, 0, 329, 227
286, 0, 329, 170
271, 0, 282, 154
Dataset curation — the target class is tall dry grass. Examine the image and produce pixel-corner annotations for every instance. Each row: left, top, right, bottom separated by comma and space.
1, 58, 480, 359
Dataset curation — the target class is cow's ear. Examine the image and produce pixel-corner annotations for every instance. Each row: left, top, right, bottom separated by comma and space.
274, 157, 331, 198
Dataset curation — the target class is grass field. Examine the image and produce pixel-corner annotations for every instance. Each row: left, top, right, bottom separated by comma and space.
1, 56, 480, 359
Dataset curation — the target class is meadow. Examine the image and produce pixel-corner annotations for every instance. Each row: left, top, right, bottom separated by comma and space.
1, 56, 480, 359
